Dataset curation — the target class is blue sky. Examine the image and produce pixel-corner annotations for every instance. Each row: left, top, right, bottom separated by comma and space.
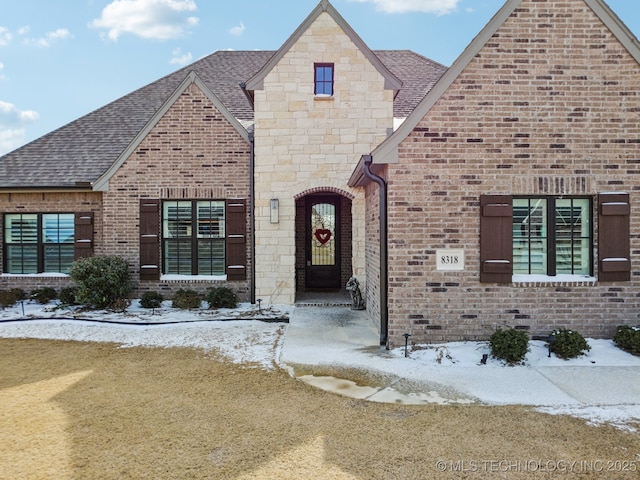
0, 0, 638, 155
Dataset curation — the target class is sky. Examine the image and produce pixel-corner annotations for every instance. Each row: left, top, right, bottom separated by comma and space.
0, 0, 639, 155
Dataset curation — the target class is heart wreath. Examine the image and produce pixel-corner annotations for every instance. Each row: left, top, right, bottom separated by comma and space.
314, 228, 332, 245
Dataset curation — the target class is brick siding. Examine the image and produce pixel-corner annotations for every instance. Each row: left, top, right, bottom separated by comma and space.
384, 0, 640, 346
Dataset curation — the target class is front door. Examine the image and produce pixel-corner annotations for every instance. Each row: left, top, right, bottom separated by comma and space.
306, 195, 341, 289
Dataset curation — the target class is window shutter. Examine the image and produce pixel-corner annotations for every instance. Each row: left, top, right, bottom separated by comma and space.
139, 199, 160, 281
480, 195, 513, 283
226, 199, 247, 281
598, 192, 630, 282
74, 212, 94, 260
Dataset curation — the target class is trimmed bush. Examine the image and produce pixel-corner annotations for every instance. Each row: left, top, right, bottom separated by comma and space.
69, 255, 133, 309
207, 287, 238, 309
31, 287, 58, 304
172, 289, 201, 310
489, 328, 529, 364
10, 288, 27, 301
140, 291, 164, 310
549, 328, 590, 359
59, 287, 80, 306
0, 290, 19, 309
614, 325, 640, 356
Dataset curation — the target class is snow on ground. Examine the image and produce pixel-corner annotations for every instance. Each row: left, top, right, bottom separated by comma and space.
0, 300, 290, 370
1, 299, 639, 431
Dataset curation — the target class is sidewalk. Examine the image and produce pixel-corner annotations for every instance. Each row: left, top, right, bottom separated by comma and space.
279, 307, 640, 409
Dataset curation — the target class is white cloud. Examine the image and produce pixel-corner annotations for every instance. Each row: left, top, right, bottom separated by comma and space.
17, 26, 30, 36
229, 21, 245, 37
0, 128, 27, 155
25, 28, 73, 48
90, 0, 199, 41
169, 47, 192, 65
0, 27, 12, 46
0, 101, 39, 124
348, 0, 459, 15
0, 62, 5, 81
0, 101, 39, 155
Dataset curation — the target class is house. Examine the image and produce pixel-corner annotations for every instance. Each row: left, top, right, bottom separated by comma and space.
1, 0, 639, 348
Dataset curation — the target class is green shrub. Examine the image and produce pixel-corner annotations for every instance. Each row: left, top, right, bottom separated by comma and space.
207, 287, 238, 309
613, 325, 640, 356
10, 288, 27, 301
0, 290, 19, 309
140, 291, 164, 309
549, 328, 591, 359
30, 287, 57, 304
172, 289, 201, 310
489, 328, 529, 364
59, 287, 80, 306
69, 255, 133, 309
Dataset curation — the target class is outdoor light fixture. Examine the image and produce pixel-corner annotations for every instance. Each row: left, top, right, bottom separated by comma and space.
270, 198, 279, 224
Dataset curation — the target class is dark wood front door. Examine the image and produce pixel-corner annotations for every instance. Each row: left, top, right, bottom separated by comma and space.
306, 195, 341, 289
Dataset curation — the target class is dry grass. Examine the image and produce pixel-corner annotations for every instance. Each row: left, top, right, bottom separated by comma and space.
1, 338, 639, 479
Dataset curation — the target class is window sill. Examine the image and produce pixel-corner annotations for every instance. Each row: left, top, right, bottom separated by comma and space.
1, 273, 70, 278
314, 95, 334, 102
512, 274, 596, 284
161, 274, 227, 282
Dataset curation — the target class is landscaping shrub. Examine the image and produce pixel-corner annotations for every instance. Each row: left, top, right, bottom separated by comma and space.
0, 290, 19, 309
140, 291, 164, 309
69, 255, 133, 309
10, 288, 27, 301
549, 328, 590, 359
59, 287, 80, 306
207, 287, 238, 309
172, 289, 201, 310
489, 328, 529, 364
30, 287, 58, 304
613, 325, 640, 356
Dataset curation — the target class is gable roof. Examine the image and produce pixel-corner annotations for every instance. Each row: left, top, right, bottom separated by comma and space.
366, 0, 640, 166
245, 0, 402, 93
0, 49, 444, 190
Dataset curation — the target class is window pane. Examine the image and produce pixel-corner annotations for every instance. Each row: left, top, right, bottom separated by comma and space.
5, 214, 37, 243
44, 244, 75, 273
555, 199, 590, 275
197, 239, 225, 275
163, 202, 192, 238
6, 245, 38, 274
197, 201, 225, 238
5, 214, 38, 273
164, 240, 192, 275
42, 214, 74, 244
513, 198, 547, 274
315, 65, 333, 95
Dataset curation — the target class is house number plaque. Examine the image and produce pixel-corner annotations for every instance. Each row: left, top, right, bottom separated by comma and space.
436, 249, 464, 271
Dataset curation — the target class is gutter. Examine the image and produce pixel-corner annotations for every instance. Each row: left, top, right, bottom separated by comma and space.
362, 155, 388, 347
249, 132, 256, 304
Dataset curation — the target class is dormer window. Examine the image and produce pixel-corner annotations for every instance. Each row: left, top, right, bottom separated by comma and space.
314, 63, 334, 96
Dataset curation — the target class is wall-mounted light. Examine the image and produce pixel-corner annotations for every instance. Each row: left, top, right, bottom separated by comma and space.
270, 198, 279, 224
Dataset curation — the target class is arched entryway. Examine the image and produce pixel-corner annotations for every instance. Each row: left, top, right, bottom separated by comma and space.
295, 188, 353, 295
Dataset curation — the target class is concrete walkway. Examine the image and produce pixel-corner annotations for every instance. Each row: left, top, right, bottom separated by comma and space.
279, 306, 640, 407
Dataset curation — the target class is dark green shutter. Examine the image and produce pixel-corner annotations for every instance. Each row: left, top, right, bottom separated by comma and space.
598, 193, 630, 282
140, 199, 160, 281
226, 199, 247, 281
74, 212, 94, 259
480, 195, 513, 283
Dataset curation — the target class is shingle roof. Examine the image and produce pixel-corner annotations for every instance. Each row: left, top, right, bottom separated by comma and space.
0, 50, 446, 189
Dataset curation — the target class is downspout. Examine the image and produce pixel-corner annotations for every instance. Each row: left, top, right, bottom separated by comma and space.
249, 132, 256, 304
241, 82, 256, 305
362, 155, 388, 347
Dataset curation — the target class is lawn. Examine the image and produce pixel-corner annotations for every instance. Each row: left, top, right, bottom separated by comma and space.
1, 338, 639, 479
